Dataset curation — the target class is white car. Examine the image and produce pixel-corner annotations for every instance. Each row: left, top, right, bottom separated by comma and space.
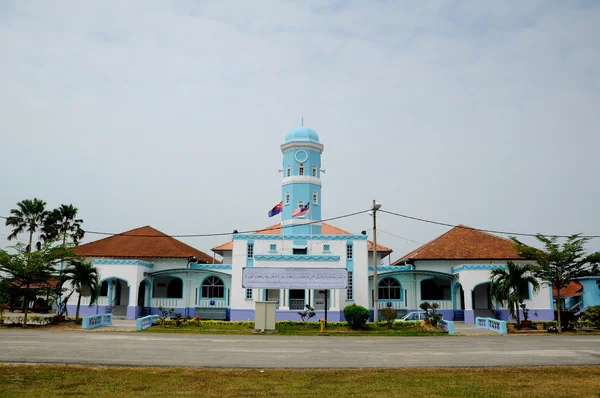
395, 311, 430, 322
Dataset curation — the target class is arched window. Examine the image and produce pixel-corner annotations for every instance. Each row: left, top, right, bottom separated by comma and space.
298, 200, 304, 208
420, 278, 451, 300
298, 163, 304, 176
312, 191, 318, 205
153, 276, 183, 298
100, 280, 109, 296
202, 276, 225, 298
285, 192, 290, 205
379, 278, 401, 300
286, 165, 291, 177
312, 165, 317, 177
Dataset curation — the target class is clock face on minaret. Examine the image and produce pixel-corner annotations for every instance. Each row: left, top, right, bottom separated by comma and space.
280, 126, 324, 235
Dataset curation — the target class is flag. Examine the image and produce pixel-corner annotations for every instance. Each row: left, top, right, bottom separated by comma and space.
268, 201, 283, 217
292, 202, 310, 217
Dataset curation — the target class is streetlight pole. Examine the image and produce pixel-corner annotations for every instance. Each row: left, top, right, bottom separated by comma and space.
372, 200, 381, 323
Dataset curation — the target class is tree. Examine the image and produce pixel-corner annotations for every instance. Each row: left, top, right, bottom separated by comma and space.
489, 261, 539, 328
0, 242, 74, 327
42, 204, 85, 246
5, 198, 48, 251
61, 259, 100, 321
511, 234, 600, 332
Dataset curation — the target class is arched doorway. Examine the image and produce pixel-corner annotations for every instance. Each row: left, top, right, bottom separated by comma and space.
453, 283, 465, 310
472, 282, 493, 318
138, 280, 150, 307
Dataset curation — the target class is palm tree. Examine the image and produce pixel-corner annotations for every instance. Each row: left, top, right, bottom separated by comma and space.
43, 204, 85, 245
490, 261, 540, 327
61, 259, 100, 321
5, 199, 47, 251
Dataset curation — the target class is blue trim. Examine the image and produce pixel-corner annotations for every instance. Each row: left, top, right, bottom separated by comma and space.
189, 264, 232, 270
151, 275, 184, 299
452, 282, 463, 310
93, 259, 154, 268
254, 254, 340, 262
452, 264, 506, 273
369, 265, 412, 272
233, 234, 368, 241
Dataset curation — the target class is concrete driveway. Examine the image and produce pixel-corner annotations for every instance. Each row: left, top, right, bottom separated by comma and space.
1, 330, 600, 368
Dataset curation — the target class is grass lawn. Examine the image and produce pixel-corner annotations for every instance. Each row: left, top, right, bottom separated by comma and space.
1, 364, 599, 397
140, 323, 448, 336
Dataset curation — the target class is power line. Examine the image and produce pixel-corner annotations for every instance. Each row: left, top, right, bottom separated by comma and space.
379, 209, 600, 239
375, 228, 424, 245
82, 209, 372, 238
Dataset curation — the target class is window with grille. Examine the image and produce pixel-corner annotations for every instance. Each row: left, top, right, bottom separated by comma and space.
246, 289, 253, 300
269, 244, 277, 252
347, 272, 353, 300
286, 165, 291, 177
379, 278, 401, 300
312, 191, 318, 205
285, 192, 290, 205
299, 163, 304, 176
323, 244, 330, 253
312, 165, 317, 177
202, 276, 225, 298
247, 244, 254, 258
346, 244, 353, 259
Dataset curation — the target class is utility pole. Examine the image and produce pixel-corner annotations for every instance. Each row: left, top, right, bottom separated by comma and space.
372, 200, 381, 323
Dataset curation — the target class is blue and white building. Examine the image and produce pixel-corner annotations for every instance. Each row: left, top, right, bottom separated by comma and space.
72, 124, 554, 323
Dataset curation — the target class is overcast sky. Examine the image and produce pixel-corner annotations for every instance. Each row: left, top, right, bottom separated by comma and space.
1, 0, 599, 260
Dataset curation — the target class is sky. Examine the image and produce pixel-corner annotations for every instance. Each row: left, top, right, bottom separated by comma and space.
1, 0, 599, 260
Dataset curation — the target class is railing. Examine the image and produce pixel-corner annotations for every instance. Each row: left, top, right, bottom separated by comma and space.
569, 300, 583, 312
136, 315, 159, 331
475, 317, 507, 335
151, 298, 184, 308
439, 319, 455, 335
197, 299, 226, 308
82, 314, 113, 330
289, 299, 305, 310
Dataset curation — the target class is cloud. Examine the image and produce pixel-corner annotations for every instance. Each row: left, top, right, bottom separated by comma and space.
1, 0, 599, 256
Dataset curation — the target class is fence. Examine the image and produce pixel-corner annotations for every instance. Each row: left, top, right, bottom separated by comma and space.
136, 314, 159, 331
438, 319, 455, 335
82, 314, 113, 330
475, 317, 507, 334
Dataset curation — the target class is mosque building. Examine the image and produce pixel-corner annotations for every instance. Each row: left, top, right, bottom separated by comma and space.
73, 125, 554, 323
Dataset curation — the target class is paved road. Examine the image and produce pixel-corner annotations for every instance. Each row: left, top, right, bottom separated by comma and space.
1, 330, 600, 368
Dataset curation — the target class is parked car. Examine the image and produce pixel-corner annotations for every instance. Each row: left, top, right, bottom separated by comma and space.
395, 311, 440, 322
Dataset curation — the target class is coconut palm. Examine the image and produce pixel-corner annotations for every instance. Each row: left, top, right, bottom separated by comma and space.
5, 198, 48, 251
42, 204, 85, 245
490, 261, 540, 327
61, 259, 100, 321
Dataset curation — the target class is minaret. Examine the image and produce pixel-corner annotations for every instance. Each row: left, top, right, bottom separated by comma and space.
280, 125, 324, 234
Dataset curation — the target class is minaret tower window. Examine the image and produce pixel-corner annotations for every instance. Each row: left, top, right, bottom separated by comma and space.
312, 191, 318, 205
286, 165, 291, 177
312, 165, 317, 177
285, 192, 290, 205
298, 163, 304, 176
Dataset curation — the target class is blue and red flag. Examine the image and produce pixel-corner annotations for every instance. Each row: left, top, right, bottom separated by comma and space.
268, 201, 283, 217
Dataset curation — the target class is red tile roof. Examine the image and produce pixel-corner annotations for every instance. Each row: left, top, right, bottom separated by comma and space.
393, 225, 521, 264
212, 222, 392, 255
74, 226, 217, 263
552, 281, 583, 298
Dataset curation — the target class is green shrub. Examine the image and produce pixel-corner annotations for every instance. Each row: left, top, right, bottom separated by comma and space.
343, 304, 370, 330
381, 307, 397, 328
581, 306, 600, 329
